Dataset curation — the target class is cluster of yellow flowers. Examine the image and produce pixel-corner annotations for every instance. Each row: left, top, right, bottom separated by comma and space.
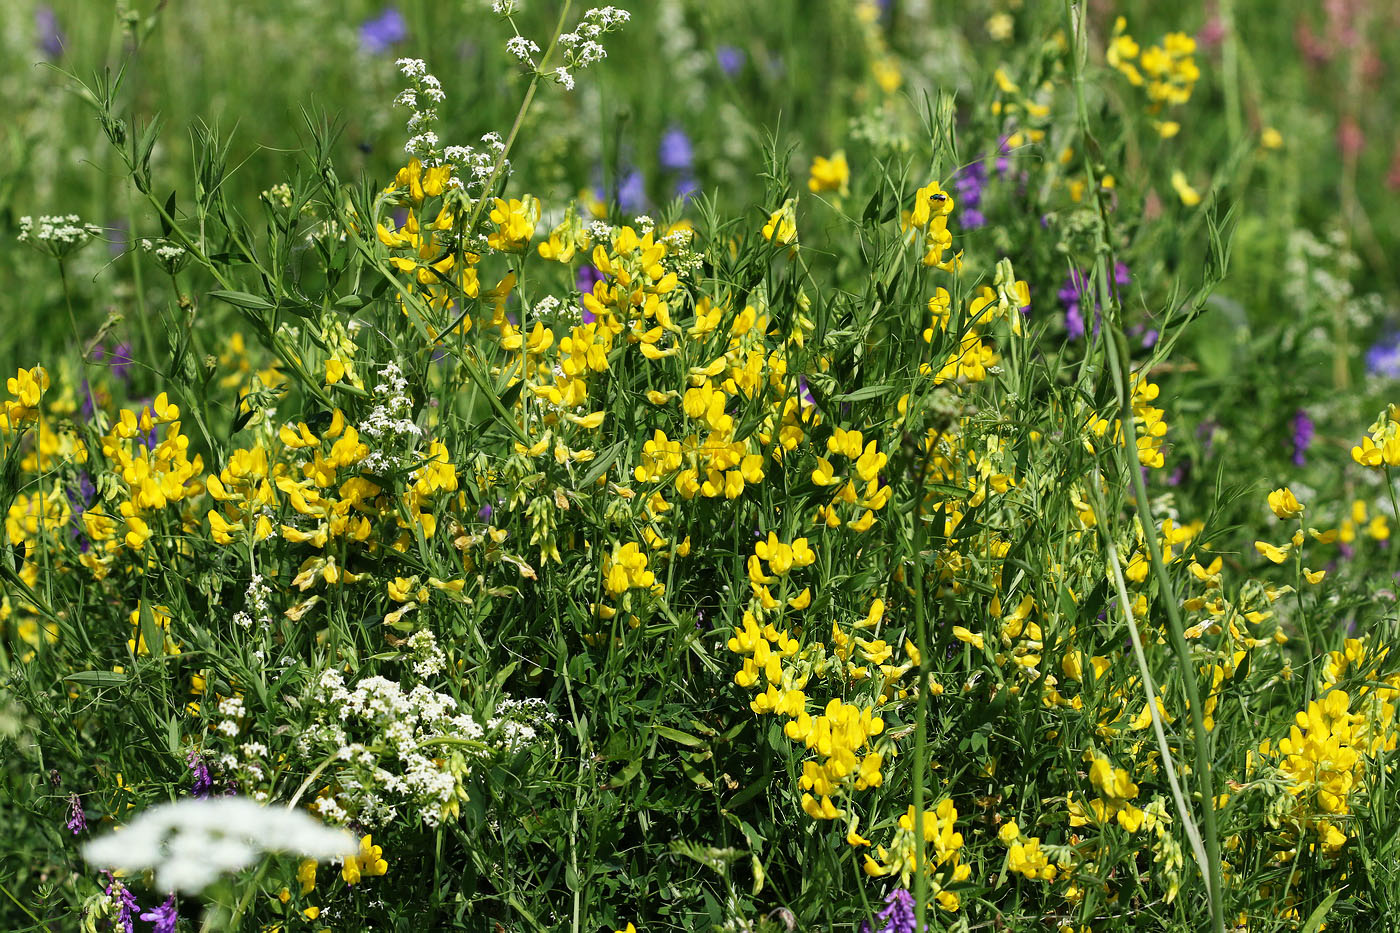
1084, 375, 1170, 469
863, 802, 970, 910
1256, 638, 1400, 859
1107, 17, 1200, 135
1351, 404, 1400, 469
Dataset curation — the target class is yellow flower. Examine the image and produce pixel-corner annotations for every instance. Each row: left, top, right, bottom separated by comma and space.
951, 626, 984, 649
762, 199, 798, 245
341, 834, 388, 885
1170, 170, 1201, 206
1261, 127, 1284, 150
1268, 487, 1304, 519
808, 151, 850, 197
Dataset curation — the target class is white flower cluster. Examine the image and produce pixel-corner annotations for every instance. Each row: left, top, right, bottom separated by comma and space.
83, 797, 356, 894
17, 214, 102, 258
297, 670, 551, 828
359, 362, 422, 473
444, 132, 509, 195
489, 697, 557, 751
552, 6, 631, 91
405, 628, 447, 677
216, 696, 245, 737
506, 35, 540, 65
233, 573, 274, 630
490, 0, 521, 13
139, 236, 189, 274
661, 225, 704, 274
301, 671, 483, 828
394, 58, 447, 161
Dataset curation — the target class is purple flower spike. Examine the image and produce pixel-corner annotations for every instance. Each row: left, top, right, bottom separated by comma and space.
104, 878, 141, 933
659, 128, 694, 173
187, 751, 213, 799
576, 263, 605, 295
66, 794, 86, 834
36, 6, 65, 59
140, 895, 178, 933
952, 160, 988, 230
111, 342, 134, 383
1292, 409, 1314, 466
867, 888, 921, 933
360, 8, 408, 54
617, 169, 646, 213
716, 45, 745, 75
1367, 332, 1400, 378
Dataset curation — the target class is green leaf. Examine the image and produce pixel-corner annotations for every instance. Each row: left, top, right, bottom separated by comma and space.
138, 598, 164, 657
579, 442, 625, 488
166, 715, 181, 758
650, 724, 706, 747
63, 671, 129, 688
1300, 888, 1343, 933
208, 289, 275, 311
832, 383, 894, 403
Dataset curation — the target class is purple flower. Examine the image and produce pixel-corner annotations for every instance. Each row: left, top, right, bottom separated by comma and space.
66, 794, 86, 834
359, 8, 407, 54
104, 879, 141, 933
617, 169, 646, 213
1292, 409, 1315, 466
110, 342, 134, 383
576, 263, 604, 294
36, 6, 64, 59
952, 161, 988, 230
477, 503, 494, 521
659, 128, 694, 173
1058, 270, 1091, 341
108, 218, 129, 256
995, 135, 1013, 175
80, 379, 97, 422
674, 177, 700, 203
187, 751, 214, 799
1059, 263, 1130, 341
716, 45, 745, 75
140, 895, 179, 933
863, 888, 921, 933
1366, 332, 1400, 378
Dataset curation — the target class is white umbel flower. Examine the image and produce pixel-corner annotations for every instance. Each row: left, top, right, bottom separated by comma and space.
83, 797, 356, 894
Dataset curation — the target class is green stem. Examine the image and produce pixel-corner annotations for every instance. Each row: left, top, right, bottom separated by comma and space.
1063, 3, 1225, 929
464, 0, 574, 241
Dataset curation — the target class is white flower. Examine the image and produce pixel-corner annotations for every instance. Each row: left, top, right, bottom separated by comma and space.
506, 36, 540, 63
553, 67, 575, 91
83, 798, 356, 894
